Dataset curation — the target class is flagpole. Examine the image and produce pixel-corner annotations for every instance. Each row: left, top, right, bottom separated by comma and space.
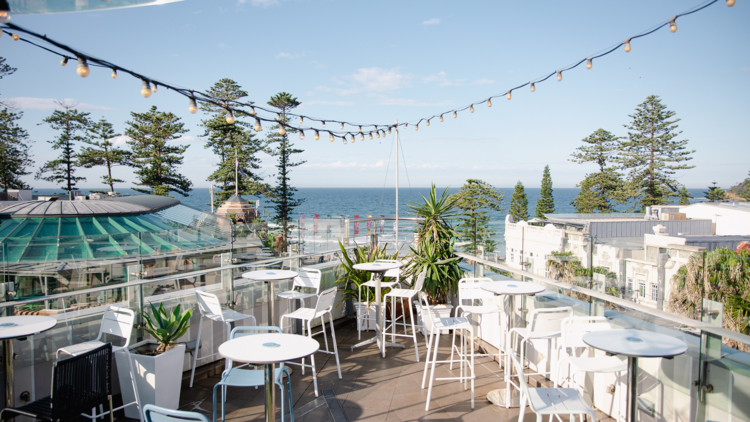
235, 147, 239, 197
210, 184, 214, 213
395, 119, 399, 245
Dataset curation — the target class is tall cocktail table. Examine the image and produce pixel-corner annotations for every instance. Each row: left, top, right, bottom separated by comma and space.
242, 270, 298, 326
350, 261, 403, 357
219, 333, 318, 422
583, 329, 687, 422
0, 315, 57, 407
481, 281, 545, 408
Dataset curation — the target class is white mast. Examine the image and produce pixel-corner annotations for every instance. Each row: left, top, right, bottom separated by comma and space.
394, 120, 399, 243
210, 184, 214, 213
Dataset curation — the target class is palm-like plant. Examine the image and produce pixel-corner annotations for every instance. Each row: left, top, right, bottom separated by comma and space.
140, 303, 193, 353
334, 241, 401, 305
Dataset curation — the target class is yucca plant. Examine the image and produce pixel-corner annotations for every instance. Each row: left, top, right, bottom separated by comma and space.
140, 303, 193, 353
334, 240, 401, 305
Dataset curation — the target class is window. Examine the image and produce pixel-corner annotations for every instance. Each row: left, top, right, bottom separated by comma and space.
651, 283, 658, 301
639, 282, 646, 298
627, 277, 633, 293
510, 252, 514, 262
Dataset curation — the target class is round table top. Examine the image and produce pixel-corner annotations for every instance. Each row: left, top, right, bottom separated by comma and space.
0, 315, 57, 340
353, 262, 402, 272
481, 281, 545, 296
219, 333, 319, 364
583, 329, 688, 358
242, 270, 298, 281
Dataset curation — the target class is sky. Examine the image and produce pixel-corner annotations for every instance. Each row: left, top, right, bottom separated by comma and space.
1, 0, 749, 192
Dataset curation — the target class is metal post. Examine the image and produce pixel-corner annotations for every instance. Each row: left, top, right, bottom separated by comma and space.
394, 120, 399, 245
4, 338, 13, 407
627, 357, 638, 422
264, 363, 275, 422
266, 281, 275, 327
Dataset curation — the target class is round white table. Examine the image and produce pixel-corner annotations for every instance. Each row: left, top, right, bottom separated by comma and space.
350, 262, 403, 357
583, 329, 687, 422
242, 270, 298, 327
219, 333, 318, 422
481, 281, 545, 408
0, 315, 57, 407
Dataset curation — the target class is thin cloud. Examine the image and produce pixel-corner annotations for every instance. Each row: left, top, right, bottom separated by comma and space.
239, 0, 279, 7
376, 97, 451, 107
303, 160, 386, 169
304, 100, 355, 106
111, 135, 129, 146
317, 67, 412, 96
422, 71, 465, 87
218, 43, 230, 50
422, 18, 440, 25
6, 97, 113, 111
474, 78, 495, 85
275, 52, 305, 59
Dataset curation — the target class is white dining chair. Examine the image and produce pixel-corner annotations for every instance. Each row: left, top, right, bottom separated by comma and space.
510, 353, 597, 422
275, 268, 322, 332
189, 290, 257, 387
381, 270, 426, 361
56, 306, 135, 358
280, 286, 342, 397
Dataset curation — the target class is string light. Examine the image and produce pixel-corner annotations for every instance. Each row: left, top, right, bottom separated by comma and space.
586, 58, 593, 69
415, 124, 419, 131
226, 109, 235, 124
76, 57, 89, 77
299, 130, 305, 140
440, 114, 444, 122
314, 130, 320, 140
111, 68, 118, 79
727, 0, 735, 6
343, 136, 348, 145
140, 80, 152, 98
556, 71, 563, 82
60, 57, 68, 66
250, 106, 257, 115
299, 116, 304, 124
669, 18, 678, 32
360, 133, 365, 141
254, 118, 262, 131
275, 113, 281, 121
376, 131, 381, 138
369, 132, 373, 139
507, 91, 512, 100
624, 38, 632, 52
530, 82, 536, 92
152, 83, 158, 93
487, 98, 492, 107
426, 119, 431, 126
321, 121, 326, 128
453, 111, 457, 119
340, 122, 344, 129
11, 33, 18, 41
0, 10, 10, 25
470, 104, 475, 113
329, 132, 335, 142
278, 124, 286, 135
188, 96, 198, 114
358, 125, 362, 132
388, 128, 392, 134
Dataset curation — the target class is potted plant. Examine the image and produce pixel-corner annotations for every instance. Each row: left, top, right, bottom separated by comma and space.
405, 185, 464, 335
115, 303, 192, 419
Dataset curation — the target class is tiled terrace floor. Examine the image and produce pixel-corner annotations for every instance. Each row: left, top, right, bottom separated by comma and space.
174, 319, 616, 422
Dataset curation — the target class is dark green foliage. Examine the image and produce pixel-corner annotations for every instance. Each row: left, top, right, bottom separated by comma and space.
78, 118, 131, 193
139, 302, 192, 353
454, 179, 504, 253
0, 57, 17, 107
334, 241, 401, 305
509, 181, 528, 222
570, 129, 625, 213
727, 171, 750, 200
705, 181, 726, 202
678, 186, 693, 205
266, 92, 305, 252
125, 106, 192, 197
535, 165, 555, 218
35, 102, 91, 193
0, 108, 33, 191
620, 95, 695, 211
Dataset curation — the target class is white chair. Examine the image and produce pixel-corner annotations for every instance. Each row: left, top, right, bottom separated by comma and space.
454, 277, 504, 368
212, 326, 294, 422
275, 268, 322, 333
280, 286, 342, 397
508, 306, 573, 384
419, 291, 475, 411
555, 316, 626, 420
381, 271, 427, 361
189, 290, 257, 387
356, 260, 401, 340
510, 352, 597, 422
144, 404, 209, 422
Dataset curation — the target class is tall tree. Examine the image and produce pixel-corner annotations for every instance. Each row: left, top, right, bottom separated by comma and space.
570, 129, 625, 213
125, 106, 192, 197
0, 57, 17, 108
620, 95, 695, 211
678, 185, 693, 205
454, 179, 504, 253
0, 108, 33, 190
705, 181, 726, 202
509, 181, 529, 222
78, 118, 131, 193
535, 165, 555, 218
200, 79, 266, 206
35, 101, 91, 194
742, 172, 750, 201
265, 92, 305, 253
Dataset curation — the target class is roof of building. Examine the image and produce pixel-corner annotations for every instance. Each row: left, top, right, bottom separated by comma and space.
683, 201, 750, 213
0, 195, 179, 218
539, 213, 713, 238
224, 195, 249, 203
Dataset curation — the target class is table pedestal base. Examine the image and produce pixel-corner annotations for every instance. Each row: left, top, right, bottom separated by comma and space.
350, 336, 405, 354
264, 363, 275, 422
486, 387, 521, 408
627, 356, 638, 422
4, 338, 13, 408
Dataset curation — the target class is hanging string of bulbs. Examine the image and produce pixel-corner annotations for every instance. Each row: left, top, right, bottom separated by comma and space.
0, 0, 734, 145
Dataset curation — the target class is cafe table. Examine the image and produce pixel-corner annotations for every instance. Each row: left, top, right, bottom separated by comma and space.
583, 328, 687, 422
350, 261, 403, 357
242, 270, 298, 326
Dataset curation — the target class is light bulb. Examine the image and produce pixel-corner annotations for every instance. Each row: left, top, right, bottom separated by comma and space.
152, 84, 158, 93
111, 69, 118, 79
250, 107, 257, 115
586, 58, 592, 69
530, 82, 536, 92
415, 124, 419, 131
624, 39, 631, 53
61, 57, 68, 66
226, 109, 235, 124
358, 125, 362, 132
388, 128, 392, 134
360, 133, 365, 141
727, 0, 735, 6
669, 19, 677, 33
76, 57, 90, 78
426, 119, 431, 126
340, 122, 345, 129
11, 33, 19, 41
329, 132, 335, 142
507, 91, 512, 100
381, 130, 386, 137
440, 114, 444, 122
470, 104, 475, 113
322, 121, 326, 128
376, 131, 381, 138
188, 96, 198, 114
299, 130, 305, 140
314, 130, 320, 140
344, 137, 348, 145
299, 116, 304, 124
369, 132, 373, 139
453, 111, 457, 119
141, 80, 152, 98
275, 113, 281, 121
487, 98, 492, 107
254, 118, 262, 132
0, 10, 10, 24
278, 125, 286, 135
556, 71, 562, 82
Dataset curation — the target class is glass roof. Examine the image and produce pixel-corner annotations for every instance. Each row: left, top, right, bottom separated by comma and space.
0, 204, 231, 263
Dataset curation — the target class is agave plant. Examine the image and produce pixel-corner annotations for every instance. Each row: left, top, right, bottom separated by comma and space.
140, 303, 193, 353
334, 240, 401, 305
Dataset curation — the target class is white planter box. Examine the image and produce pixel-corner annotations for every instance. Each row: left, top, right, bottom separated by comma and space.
354, 301, 377, 332
115, 340, 185, 419
415, 303, 454, 336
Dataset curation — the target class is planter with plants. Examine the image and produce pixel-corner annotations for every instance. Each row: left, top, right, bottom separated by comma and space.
115, 303, 192, 419
404, 185, 464, 336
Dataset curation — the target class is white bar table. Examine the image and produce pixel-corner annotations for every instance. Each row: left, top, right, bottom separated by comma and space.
481, 281, 545, 408
242, 270, 298, 326
0, 315, 57, 407
219, 333, 318, 422
350, 262, 403, 357
583, 329, 687, 422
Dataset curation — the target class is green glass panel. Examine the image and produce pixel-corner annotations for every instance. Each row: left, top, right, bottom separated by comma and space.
10, 219, 41, 238
110, 233, 141, 255
131, 216, 163, 231
79, 217, 105, 236
115, 216, 149, 233
140, 232, 177, 252
138, 214, 178, 231
89, 235, 125, 258
95, 217, 127, 234
35, 219, 59, 238
2, 238, 30, 262
21, 238, 58, 261
59, 218, 83, 236
0, 219, 22, 238
57, 235, 92, 260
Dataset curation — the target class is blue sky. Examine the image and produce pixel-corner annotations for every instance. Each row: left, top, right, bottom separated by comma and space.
1, 0, 748, 191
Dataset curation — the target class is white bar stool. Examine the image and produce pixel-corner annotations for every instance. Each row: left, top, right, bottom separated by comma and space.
275, 268, 322, 333
356, 260, 401, 340
189, 290, 257, 387
454, 277, 505, 368
381, 271, 426, 361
